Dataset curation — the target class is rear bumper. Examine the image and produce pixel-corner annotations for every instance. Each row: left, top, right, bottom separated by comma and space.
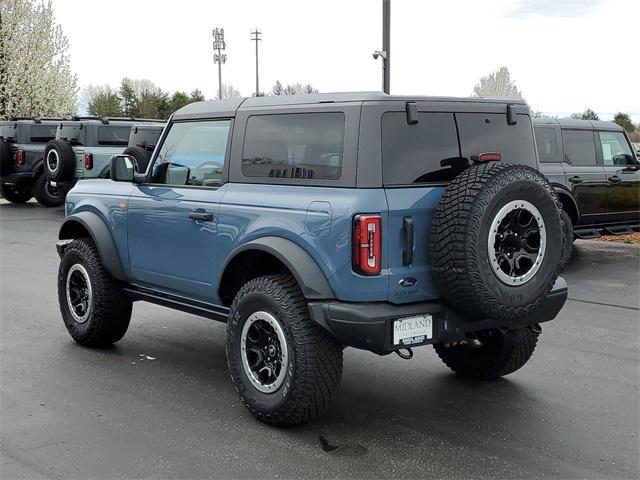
308, 277, 568, 354
1, 171, 35, 186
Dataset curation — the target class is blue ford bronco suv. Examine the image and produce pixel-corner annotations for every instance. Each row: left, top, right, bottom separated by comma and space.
56, 93, 568, 427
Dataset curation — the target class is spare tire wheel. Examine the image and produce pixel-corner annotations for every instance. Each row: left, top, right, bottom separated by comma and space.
122, 146, 150, 173
44, 139, 76, 182
429, 162, 563, 321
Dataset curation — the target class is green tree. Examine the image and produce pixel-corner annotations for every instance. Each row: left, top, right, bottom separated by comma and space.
473, 67, 522, 98
119, 78, 138, 117
86, 85, 121, 117
0, 0, 77, 119
137, 90, 169, 119
613, 112, 635, 133
189, 89, 205, 102
168, 91, 190, 114
570, 109, 599, 121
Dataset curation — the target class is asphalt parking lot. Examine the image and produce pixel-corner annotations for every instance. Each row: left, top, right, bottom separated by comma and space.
1, 200, 638, 480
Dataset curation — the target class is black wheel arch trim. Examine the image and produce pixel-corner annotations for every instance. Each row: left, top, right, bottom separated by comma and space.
219, 236, 335, 300
58, 211, 126, 281
552, 184, 580, 221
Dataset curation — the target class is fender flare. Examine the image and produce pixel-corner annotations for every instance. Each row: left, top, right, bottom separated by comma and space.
552, 184, 580, 222
58, 211, 126, 281
219, 236, 335, 300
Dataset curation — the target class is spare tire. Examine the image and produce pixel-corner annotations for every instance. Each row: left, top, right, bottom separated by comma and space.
429, 162, 563, 321
0, 139, 12, 176
122, 146, 149, 173
44, 139, 76, 182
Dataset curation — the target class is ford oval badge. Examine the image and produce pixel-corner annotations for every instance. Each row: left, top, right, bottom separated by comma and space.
399, 277, 417, 287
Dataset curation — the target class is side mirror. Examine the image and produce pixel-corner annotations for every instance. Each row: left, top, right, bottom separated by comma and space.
110, 155, 137, 182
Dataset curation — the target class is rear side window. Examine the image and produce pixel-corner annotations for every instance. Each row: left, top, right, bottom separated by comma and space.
242, 113, 344, 180
382, 112, 460, 185
598, 131, 634, 166
30, 125, 57, 143
534, 127, 558, 162
562, 130, 596, 166
98, 126, 131, 146
150, 120, 230, 187
457, 113, 536, 166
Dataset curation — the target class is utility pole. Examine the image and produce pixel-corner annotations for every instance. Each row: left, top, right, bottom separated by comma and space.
372, 0, 390, 93
250, 28, 262, 97
212, 28, 227, 100
382, 0, 390, 94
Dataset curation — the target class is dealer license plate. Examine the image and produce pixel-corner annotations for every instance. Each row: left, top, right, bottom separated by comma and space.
393, 315, 433, 346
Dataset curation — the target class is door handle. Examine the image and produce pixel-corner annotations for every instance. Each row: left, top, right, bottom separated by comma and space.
568, 176, 583, 184
189, 211, 214, 222
608, 175, 621, 183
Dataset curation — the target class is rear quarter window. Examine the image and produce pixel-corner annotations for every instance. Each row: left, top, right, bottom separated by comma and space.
382, 112, 460, 185
534, 127, 559, 162
29, 125, 57, 143
457, 113, 536, 166
242, 113, 344, 180
98, 126, 131, 146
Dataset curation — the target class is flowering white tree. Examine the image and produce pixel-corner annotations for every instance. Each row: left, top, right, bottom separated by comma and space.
0, 0, 77, 119
216, 84, 241, 100
473, 67, 522, 99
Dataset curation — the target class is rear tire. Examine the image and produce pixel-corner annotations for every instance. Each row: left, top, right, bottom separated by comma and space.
122, 146, 149, 173
44, 139, 76, 182
226, 274, 343, 427
33, 171, 64, 207
560, 209, 574, 271
0, 182, 32, 203
58, 238, 132, 347
434, 327, 540, 380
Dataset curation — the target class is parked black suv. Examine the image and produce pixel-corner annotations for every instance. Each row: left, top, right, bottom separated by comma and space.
0, 118, 65, 206
534, 118, 640, 241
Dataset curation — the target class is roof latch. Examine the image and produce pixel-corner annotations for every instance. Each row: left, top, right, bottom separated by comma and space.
507, 104, 517, 125
405, 102, 418, 125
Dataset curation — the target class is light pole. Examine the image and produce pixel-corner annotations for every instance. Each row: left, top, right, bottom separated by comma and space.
372, 0, 390, 94
250, 28, 262, 97
212, 28, 227, 100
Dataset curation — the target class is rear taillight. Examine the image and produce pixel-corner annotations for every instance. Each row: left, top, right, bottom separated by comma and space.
477, 152, 502, 162
84, 152, 93, 170
16, 149, 25, 166
353, 214, 382, 275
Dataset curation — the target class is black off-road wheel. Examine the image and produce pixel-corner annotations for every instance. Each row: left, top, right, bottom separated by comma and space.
226, 274, 343, 427
122, 146, 150, 173
44, 139, 76, 182
33, 171, 65, 207
560, 209, 574, 271
58, 238, 132, 347
429, 162, 563, 321
0, 182, 32, 203
434, 327, 540, 380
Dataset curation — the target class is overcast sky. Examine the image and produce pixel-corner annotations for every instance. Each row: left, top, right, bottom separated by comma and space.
54, 0, 639, 121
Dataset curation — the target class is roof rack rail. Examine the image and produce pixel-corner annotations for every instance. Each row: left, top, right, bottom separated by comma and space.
69, 115, 108, 123
104, 117, 165, 123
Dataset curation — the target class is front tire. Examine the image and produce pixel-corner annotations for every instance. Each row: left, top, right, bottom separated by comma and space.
434, 327, 540, 380
58, 238, 132, 347
226, 274, 343, 427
